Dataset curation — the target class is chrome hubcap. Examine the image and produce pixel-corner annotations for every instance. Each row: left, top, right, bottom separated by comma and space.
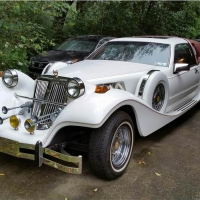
152, 83, 165, 111
110, 122, 132, 171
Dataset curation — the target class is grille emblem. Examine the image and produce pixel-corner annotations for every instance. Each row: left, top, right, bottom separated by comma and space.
53, 70, 58, 78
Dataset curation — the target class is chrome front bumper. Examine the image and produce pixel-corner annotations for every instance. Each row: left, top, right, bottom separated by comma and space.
0, 137, 82, 174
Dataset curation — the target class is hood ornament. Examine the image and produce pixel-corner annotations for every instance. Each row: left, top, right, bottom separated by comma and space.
53, 70, 58, 78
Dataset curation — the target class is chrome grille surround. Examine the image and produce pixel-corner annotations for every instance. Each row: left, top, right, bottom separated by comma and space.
32, 76, 69, 130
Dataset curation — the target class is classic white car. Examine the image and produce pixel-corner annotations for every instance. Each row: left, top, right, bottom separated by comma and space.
0, 36, 200, 180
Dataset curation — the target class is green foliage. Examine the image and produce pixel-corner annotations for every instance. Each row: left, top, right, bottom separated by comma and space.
0, 1, 55, 72
1, 1, 200, 73
68, 1, 200, 38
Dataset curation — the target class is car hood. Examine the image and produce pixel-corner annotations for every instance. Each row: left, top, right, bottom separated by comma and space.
56, 60, 155, 81
32, 50, 89, 62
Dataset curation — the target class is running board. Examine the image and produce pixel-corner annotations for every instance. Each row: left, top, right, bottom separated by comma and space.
174, 100, 197, 112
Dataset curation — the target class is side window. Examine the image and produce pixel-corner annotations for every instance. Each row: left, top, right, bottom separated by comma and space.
174, 43, 196, 66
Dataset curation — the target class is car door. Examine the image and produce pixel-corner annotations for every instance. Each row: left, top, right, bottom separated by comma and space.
169, 43, 200, 104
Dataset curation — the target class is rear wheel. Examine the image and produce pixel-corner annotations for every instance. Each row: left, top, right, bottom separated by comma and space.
89, 111, 134, 180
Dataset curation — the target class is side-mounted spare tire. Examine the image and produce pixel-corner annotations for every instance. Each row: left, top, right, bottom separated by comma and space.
89, 111, 134, 180
135, 71, 169, 113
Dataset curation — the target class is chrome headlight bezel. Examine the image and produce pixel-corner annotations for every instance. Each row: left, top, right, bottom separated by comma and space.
67, 77, 85, 98
2, 69, 18, 88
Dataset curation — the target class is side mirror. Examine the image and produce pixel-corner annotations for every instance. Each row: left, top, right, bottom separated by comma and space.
174, 63, 190, 74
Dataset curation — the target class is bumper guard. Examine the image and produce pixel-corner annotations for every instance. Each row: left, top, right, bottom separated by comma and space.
0, 137, 82, 174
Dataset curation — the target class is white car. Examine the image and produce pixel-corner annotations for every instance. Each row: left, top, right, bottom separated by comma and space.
0, 36, 200, 180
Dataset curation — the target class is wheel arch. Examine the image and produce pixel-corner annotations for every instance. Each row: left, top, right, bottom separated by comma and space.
117, 105, 140, 137
47, 104, 140, 147
45, 89, 154, 146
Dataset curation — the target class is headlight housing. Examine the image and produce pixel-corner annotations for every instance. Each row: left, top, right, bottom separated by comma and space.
67, 77, 85, 98
2, 69, 18, 88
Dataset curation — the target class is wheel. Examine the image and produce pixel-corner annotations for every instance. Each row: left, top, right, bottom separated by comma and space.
152, 83, 165, 111
141, 71, 169, 113
89, 111, 134, 180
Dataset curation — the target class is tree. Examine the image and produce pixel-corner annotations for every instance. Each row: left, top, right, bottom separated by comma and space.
1, 1, 200, 73
51, 1, 74, 44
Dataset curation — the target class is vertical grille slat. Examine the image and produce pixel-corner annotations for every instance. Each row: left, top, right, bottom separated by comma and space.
32, 78, 67, 129
32, 80, 49, 116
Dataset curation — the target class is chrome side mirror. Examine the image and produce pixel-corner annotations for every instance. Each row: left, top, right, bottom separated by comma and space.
174, 63, 190, 74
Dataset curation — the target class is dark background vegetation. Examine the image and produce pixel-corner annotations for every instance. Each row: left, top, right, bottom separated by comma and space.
0, 1, 200, 73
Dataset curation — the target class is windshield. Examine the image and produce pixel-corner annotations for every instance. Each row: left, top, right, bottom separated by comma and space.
56, 39, 97, 53
89, 42, 170, 67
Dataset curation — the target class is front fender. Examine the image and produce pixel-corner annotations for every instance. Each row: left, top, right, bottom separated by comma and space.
44, 88, 182, 146
53, 89, 139, 126
44, 89, 147, 145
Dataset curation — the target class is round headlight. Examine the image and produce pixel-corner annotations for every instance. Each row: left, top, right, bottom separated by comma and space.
10, 115, 21, 129
2, 69, 18, 88
67, 77, 85, 98
24, 119, 35, 133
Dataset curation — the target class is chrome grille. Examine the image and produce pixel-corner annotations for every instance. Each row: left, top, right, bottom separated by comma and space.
32, 80, 49, 117
41, 83, 66, 124
32, 77, 67, 129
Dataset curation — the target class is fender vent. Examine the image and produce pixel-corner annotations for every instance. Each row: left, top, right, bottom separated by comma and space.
138, 70, 159, 97
174, 100, 197, 112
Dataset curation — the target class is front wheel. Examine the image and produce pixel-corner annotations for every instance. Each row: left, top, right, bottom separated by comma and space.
89, 111, 134, 180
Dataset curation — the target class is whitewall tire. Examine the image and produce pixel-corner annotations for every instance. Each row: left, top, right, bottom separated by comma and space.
89, 111, 134, 180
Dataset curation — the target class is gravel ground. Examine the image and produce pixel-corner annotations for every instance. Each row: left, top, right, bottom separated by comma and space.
0, 104, 200, 200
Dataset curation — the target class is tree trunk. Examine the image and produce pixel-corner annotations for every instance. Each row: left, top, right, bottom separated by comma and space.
52, 1, 74, 44
77, 0, 87, 13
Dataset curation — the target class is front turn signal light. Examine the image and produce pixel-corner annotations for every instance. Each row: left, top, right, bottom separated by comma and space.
24, 119, 35, 133
10, 115, 21, 129
95, 85, 110, 93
